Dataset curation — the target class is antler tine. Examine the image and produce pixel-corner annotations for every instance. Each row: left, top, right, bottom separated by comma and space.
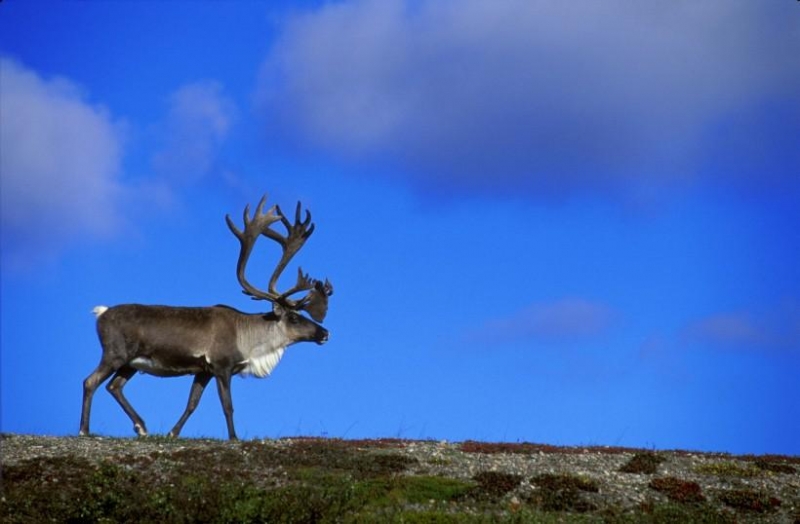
266, 201, 316, 297
277, 267, 315, 301
226, 200, 252, 241
242, 202, 251, 227
227, 194, 282, 302
225, 214, 243, 240
275, 202, 315, 239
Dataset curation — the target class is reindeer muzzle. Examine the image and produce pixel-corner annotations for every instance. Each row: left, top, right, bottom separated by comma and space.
316, 327, 329, 345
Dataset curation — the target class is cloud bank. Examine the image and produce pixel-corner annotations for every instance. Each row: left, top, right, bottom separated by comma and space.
1, 57, 126, 268
259, 0, 800, 202
0, 58, 238, 269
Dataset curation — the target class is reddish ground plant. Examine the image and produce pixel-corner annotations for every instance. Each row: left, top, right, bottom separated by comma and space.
649, 477, 706, 503
529, 473, 599, 513
471, 471, 523, 499
460, 441, 562, 454
279, 437, 407, 449
459, 440, 633, 455
619, 452, 665, 474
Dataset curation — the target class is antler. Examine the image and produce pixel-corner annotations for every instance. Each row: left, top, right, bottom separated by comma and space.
226, 194, 332, 321
267, 201, 315, 298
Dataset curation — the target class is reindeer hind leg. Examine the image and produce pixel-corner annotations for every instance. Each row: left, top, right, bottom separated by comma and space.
106, 366, 148, 436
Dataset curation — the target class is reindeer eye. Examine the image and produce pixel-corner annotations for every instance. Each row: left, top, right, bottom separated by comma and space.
288, 313, 300, 324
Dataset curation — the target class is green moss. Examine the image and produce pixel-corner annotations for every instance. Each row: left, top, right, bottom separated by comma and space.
277, 439, 418, 479
356, 476, 475, 507
348, 508, 603, 523
400, 476, 475, 503
694, 461, 762, 478
633, 502, 737, 524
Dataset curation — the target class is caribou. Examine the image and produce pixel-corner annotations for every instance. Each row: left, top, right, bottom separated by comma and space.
79, 195, 333, 440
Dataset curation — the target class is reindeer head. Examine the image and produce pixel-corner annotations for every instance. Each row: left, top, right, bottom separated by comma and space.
226, 195, 333, 344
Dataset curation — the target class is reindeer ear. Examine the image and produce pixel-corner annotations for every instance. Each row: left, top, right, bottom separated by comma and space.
272, 302, 286, 317
303, 279, 333, 322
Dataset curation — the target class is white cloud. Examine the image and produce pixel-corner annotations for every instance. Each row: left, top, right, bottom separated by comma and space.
468, 297, 618, 346
682, 302, 800, 353
152, 81, 236, 183
1, 57, 126, 268
0, 61, 237, 270
683, 313, 763, 348
259, 0, 800, 202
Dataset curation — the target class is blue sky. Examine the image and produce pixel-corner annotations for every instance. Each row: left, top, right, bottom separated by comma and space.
1, 0, 798, 455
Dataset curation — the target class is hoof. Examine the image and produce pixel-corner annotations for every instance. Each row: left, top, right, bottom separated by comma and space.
134, 424, 148, 437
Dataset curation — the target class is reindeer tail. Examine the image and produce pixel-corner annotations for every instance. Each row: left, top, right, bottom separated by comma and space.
92, 306, 109, 318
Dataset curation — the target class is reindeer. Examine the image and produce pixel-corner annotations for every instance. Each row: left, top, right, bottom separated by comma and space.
79, 195, 333, 440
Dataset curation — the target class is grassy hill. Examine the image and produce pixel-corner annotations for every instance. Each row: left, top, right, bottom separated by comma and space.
2, 434, 798, 523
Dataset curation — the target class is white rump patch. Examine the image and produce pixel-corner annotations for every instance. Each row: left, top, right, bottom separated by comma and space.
239, 346, 286, 378
92, 305, 109, 318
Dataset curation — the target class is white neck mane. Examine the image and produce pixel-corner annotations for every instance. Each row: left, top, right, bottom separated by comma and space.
236, 319, 291, 378
239, 345, 286, 378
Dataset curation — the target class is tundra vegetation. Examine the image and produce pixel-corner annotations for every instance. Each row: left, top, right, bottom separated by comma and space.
2, 434, 799, 523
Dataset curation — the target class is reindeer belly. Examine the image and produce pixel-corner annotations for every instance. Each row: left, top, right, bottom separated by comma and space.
130, 355, 208, 377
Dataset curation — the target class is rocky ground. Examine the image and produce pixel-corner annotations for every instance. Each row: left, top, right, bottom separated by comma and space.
2, 433, 799, 522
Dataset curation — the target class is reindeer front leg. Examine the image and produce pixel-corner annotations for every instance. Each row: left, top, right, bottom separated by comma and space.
215, 372, 238, 440
169, 372, 213, 437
